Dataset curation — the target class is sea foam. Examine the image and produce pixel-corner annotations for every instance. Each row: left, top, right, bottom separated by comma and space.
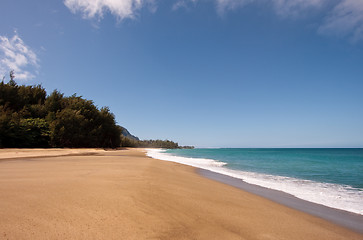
146, 148, 363, 215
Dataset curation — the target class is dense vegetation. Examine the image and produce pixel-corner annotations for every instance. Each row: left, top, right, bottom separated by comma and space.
0, 73, 121, 148
121, 137, 178, 148
0, 72, 191, 149
120, 136, 194, 149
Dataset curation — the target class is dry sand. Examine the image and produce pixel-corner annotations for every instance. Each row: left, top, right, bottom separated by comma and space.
0, 148, 362, 240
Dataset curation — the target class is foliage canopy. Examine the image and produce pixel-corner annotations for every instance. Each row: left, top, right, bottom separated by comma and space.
0, 79, 121, 148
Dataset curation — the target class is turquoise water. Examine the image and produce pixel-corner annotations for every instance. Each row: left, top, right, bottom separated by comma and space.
165, 148, 363, 189
147, 148, 363, 214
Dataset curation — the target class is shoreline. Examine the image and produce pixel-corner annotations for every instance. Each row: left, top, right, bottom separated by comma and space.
146, 148, 363, 234
146, 148, 363, 216
198, 168, 363, 234
0, 148, 362, 239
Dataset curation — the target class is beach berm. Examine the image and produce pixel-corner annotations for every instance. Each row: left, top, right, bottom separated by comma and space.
0, 148, 362, 239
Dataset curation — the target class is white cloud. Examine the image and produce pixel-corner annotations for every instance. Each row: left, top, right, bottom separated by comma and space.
190, 0, 363, 42
179, 0, 327, 16
271, 0, 327, 17
64, 0, 363, 42
319, 0, 363, 41
173, 0, 189, 11
172, 1, 186, 11
64, 0, 154, 21
0, 32, 39, 81
216, 0, 253, 15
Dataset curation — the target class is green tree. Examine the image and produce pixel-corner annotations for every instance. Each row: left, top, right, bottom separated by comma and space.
45, 90, 65, 113
8, 70, 16, 86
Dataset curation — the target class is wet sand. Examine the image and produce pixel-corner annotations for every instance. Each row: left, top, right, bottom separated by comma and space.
0, 148, 362, 239
199, 169, 363, 234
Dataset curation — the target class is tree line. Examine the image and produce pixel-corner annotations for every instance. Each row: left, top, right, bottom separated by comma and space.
0, 71, 191, 149
120, 137, 194, 149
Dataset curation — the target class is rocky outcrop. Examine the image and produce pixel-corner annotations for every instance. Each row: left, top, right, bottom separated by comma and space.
121, 127, 140, 141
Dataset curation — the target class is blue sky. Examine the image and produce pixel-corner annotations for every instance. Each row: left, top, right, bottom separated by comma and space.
1, 0, 363, 147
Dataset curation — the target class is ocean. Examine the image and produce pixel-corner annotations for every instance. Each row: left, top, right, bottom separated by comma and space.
146, 148, 363, 215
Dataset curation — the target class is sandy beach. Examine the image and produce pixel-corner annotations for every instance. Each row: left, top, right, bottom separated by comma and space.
0, 148, 362, 240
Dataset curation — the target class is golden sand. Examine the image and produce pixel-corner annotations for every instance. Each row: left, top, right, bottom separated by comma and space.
0, 148, 362, 240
